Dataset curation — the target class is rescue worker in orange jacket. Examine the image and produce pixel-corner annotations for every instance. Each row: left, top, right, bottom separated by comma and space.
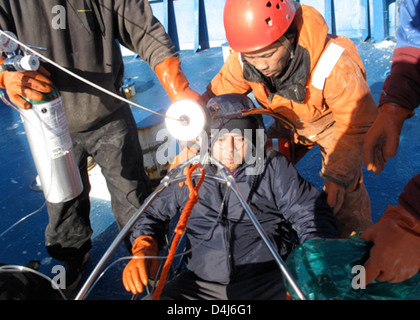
360, 0, 420, 284
202, 0, 378, 237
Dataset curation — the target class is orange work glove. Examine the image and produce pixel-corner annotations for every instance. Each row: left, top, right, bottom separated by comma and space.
323, 179, 345, 214
200, 89, 215, 105
0, 66, 52, 109
363, 103, 413, 174
360, 204, 420, 284
154, 56, 204, 104
122, 235, 159, 295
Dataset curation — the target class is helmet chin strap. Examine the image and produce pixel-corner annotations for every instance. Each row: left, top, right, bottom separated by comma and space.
278, 35, 295, 59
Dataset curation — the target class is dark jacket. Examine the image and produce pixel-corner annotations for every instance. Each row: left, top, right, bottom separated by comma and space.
399, 174, 420, 218
380, 0, 420, 217
132, 149, 337, 285
0, 0, 176, 132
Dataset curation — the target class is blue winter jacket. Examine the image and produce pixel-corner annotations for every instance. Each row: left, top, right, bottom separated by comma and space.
131, 151, 337, 285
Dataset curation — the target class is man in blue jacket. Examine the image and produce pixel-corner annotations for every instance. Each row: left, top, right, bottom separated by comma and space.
122, 94, 337, 300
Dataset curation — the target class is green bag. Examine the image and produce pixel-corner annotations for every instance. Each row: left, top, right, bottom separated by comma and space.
284, 235, 420, 300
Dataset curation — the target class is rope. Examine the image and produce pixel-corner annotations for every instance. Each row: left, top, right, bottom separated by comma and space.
152, 163, 206, 300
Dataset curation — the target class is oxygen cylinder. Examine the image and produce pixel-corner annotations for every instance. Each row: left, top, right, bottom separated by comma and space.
20, 86, 83, 203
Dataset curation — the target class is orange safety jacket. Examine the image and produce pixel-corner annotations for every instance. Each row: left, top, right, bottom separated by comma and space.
205, 4, 378, 187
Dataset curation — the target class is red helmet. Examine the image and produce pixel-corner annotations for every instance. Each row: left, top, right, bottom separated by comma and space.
224, 0, 296, 53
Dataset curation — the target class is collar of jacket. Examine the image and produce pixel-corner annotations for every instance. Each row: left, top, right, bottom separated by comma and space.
241, 44, 310, 103
203, 158, 256, 176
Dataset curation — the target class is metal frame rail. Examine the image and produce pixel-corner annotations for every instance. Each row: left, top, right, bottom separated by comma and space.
75, 153, 307, 300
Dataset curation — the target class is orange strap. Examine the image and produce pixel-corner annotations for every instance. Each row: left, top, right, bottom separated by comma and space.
152, 163, 206, 300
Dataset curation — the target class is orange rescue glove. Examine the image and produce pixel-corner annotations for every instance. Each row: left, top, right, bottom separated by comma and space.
363, 103, 413, 174
154, 56, 204, 104
323, 179, 345, 214
360, 204, 420, 284
122, 235, 159, 295
201, 88, 215, 105
0, 66, 52, 109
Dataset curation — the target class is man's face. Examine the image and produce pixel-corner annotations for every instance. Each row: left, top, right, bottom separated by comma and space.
242, 40, 291, 78
211, 132, 250, 172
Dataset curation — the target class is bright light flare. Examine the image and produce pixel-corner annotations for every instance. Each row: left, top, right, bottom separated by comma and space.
165, 99, 207, 141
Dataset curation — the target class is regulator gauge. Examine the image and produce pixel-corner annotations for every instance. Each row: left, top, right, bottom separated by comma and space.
0, 31, 18, 53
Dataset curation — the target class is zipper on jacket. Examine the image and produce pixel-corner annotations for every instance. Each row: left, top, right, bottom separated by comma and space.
220, 184, 234, 280
223, 206, 234, 280
217, 167, 257, 281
